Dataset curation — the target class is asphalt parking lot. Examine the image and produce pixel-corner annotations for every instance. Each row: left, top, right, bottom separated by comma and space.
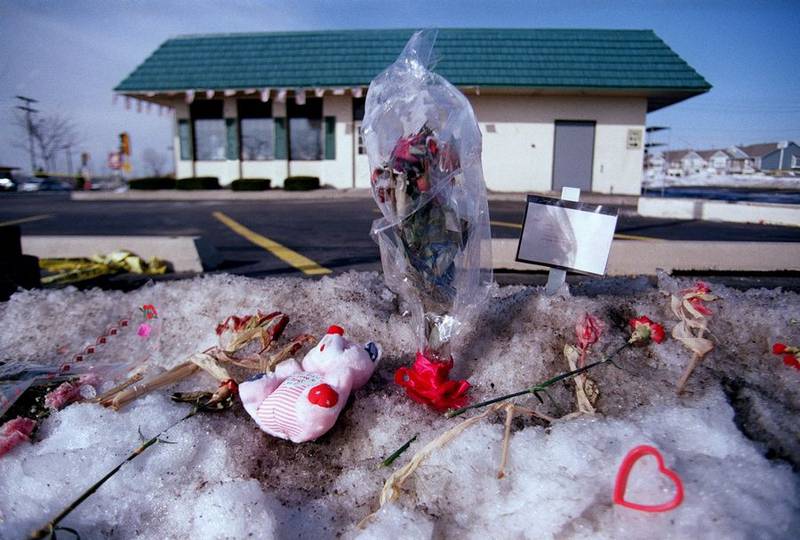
2, 192, 799, 280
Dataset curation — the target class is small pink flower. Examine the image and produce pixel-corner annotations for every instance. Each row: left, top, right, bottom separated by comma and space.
44, 382, 82, 410
137, 323, 152, 337
0, 417, 37, 458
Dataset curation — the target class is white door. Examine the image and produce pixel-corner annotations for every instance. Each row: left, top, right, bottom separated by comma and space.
353, 121, 371, 188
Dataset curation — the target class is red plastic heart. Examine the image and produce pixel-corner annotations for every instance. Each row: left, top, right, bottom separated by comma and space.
613, 445, 684, 513
307, 383, 339, 408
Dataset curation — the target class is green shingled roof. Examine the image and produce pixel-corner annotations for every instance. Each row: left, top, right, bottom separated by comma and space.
116, 28, 710, 111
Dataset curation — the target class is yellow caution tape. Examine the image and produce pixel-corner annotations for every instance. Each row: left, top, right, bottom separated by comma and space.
39, 250, 169, 285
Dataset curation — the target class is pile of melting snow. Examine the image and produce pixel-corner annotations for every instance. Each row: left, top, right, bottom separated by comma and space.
0, 272, 798, 539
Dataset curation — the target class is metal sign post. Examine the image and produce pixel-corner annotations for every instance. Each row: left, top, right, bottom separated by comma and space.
544, 186, 581, 295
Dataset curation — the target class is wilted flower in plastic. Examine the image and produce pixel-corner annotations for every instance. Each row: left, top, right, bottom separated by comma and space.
628, 316, 665, 346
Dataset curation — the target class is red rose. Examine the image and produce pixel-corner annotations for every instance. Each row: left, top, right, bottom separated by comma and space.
772, 343, 787, 354
783, 354, 800, 370
629, 316, 666, 345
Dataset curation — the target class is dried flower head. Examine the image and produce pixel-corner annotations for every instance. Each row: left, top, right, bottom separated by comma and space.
576, 313, 604, 351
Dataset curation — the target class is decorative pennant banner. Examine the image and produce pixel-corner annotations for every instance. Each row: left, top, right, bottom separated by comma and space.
351, 87, 363, 98
224, 89, 236, 97
205, 89, 215, 99
314, 88, 325, 98
185, 90, 195, 104
332, 88, 345, 96
294, 88, 306, 105
260, 88, 270, 102
276, 89, 287, 103
515, 194, 618, 276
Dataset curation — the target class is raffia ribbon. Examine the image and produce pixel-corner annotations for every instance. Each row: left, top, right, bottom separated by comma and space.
40, 250, 168, 285
671, 291, 717, 393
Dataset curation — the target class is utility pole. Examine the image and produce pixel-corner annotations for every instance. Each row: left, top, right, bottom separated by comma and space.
63, 144, 73, 175
16, 95, 39, 173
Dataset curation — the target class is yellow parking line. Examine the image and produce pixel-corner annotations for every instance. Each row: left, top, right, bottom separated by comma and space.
491, 220, 522, 229
0, 214, 53, 227
613, 233, 656, 241
491, 219, 654, 241
212, 211, 331, 276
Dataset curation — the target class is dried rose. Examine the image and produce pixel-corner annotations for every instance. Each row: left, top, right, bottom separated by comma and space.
576, 313, 604, 351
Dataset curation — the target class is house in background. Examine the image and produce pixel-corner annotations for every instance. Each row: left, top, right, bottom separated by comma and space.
657, 141, 798, 176
115, 28, 710, 194
724, 145, 755, 174
663, 149, 707, 176
740, 142, 800, 172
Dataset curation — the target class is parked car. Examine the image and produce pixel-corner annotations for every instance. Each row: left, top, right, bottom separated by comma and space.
0, 176, 16, 191
39, 178, 72, 191
19, 177, 72, 192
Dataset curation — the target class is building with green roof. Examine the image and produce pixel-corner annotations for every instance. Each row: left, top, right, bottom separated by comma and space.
115, 28, 710, 193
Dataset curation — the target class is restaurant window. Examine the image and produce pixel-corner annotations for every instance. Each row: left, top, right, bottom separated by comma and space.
288, 97, 322, 160
191, 100, 225, 161
238, 99, 274, 160
353, 97, 366, 155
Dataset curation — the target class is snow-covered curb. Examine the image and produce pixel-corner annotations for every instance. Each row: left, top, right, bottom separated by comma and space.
1, 272, 798, 539
638, 197, 800, 227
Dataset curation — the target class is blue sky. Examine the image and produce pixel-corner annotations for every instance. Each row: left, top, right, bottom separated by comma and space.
1, 0, 798, 174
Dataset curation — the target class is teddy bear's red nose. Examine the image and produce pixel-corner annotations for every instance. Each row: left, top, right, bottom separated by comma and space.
327, 325, 345, 336
307, 384, 339, 408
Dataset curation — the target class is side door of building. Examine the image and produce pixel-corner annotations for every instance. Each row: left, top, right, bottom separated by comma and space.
552, 120, 595, 192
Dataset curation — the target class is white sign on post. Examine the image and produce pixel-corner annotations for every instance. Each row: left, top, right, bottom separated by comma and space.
515, 193, 618, 280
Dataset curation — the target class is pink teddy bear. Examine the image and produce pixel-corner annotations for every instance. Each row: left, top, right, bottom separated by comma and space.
239, 325, 381, 443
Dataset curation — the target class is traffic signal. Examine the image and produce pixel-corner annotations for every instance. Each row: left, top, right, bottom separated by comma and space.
119, 132, 130, 156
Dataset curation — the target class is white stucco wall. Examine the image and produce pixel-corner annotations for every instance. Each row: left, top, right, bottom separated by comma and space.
469, 94, 647, 194
166, 93, 647, 194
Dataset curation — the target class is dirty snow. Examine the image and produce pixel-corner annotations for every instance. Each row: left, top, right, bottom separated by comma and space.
644, 172, 799, 190
0, 272, 798, 539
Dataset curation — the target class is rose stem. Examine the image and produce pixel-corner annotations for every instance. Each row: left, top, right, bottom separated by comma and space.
676, 327, 707, 395
445, 341, 631, 419
29, 407, 200, 539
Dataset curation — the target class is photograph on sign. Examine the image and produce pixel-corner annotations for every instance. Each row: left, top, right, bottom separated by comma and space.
515, 195, 618, 276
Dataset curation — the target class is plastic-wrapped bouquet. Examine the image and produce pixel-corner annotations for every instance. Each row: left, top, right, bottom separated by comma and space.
363, 30, 492, 411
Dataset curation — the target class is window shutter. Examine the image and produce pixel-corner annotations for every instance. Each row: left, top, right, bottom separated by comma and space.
274, 117, 287, 159
225, 118, 238, 160
324, 116, 336, 160
178, 119, 193, 160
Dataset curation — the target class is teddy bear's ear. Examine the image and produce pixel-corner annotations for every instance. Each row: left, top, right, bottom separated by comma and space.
365, 342, 381, 362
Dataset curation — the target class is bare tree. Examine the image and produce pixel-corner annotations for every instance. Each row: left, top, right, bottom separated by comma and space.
141, 147, 168, 176
12, 111, 82, 172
